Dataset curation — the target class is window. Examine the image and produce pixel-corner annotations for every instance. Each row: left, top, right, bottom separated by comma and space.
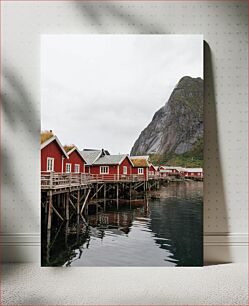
100, 166, 109, 174
47, 157, 54, 172
123, 166, 127, 175
138, 168, 144, 175
74, 164, 80, 173
66, 163, 71, 173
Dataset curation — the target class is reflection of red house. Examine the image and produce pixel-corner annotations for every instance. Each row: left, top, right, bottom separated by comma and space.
41, 135, 68, 172
63, 146, 86, 173
130, 156, 149, 181
90, 154, 133, 178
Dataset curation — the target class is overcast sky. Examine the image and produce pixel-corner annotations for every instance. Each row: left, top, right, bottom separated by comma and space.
41, 35, 203, 154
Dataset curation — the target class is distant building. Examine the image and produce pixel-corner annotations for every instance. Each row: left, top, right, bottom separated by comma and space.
183, 168, 203, 179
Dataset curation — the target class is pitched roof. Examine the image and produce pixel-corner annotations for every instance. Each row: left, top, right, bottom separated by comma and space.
41, 135, 68, 158
80, 150, 102, 165
93, 154, 128, 165
129, 156, 149, 167
149, 163, 157, 171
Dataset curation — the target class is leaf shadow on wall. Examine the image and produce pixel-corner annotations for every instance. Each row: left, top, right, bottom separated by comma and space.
1, 65, 40, 267
203, 42, 231, 264
74, 2, 166, 34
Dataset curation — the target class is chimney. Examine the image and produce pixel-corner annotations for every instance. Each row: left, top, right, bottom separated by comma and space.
101, 148, 106, 156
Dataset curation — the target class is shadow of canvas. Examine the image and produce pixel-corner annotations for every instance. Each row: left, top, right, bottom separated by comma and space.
204, 42, 231, 265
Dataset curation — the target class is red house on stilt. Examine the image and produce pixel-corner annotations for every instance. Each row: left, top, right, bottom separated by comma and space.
148, 163, 158, 177
41, 134, 68, 173
63, 146, 86, 173
130, 156, 150, 181
90, 154, 133, 180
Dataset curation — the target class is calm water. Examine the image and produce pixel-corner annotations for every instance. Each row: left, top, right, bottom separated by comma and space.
42, 181, 203, 266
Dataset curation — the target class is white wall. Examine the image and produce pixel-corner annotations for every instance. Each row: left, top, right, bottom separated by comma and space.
1, 1, 248, 263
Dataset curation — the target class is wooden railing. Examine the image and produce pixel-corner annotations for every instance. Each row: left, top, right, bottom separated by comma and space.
41, 172, 146, 189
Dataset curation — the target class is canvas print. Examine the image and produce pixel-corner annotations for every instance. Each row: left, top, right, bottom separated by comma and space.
41, 35, 203, 267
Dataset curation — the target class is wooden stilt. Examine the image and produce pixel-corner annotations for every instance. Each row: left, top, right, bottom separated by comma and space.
47, 191, 53, 230
69, 198, 76, 210
51, 203, 64, 221
90, 184, 104, 200
77, 190, 80, 215
80, 188, 91, 214
46, 228, 51, 264
66, 192, 69, 221
76, 214, 80, 242
65, 221, 69, 246
44, 198, 48, 214
96, 183, 98, 199
116, 184, 119, 210
104, 184, 106, 212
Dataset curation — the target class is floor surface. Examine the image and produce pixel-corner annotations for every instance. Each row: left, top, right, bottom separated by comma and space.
2, 263, 248, 305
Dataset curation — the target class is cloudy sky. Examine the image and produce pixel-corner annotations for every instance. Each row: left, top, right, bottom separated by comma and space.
41, 35, 203, 154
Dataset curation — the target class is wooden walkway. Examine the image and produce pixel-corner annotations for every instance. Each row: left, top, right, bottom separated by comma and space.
41, 172, 157, 190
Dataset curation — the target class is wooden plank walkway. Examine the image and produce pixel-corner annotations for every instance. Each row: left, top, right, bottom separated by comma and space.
41, 172, 152, 190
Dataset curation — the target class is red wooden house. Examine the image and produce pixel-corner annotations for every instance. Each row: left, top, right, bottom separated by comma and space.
80, 149, 108, 174
183, 168, 203, 179
129, 156, 149, 181
148, 163, 158, 177
63, 146, 86, 173
159, 166, 184, 178
89, 154, 133, 179
41, 135, 68, 172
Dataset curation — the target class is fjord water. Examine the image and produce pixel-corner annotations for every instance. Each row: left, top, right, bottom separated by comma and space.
42, 181, 203, 267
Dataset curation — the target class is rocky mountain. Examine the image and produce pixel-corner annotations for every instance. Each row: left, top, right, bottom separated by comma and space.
130, 76, 203, 157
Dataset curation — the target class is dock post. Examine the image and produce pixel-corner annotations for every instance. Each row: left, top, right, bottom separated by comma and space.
104, 184, 106, 212
129, 183, 132, 200
76, 214, 80, 242
77, 189, 80, 215
47, 191, 53, 231
44, 198, 48, 215
66, 192, 69, 221
58, 194, 61, 208
63, 193, 66, 210
116, 183, 119, 210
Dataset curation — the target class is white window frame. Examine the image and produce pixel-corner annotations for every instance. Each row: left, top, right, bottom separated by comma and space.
66, 163, 71, 173
123, 166, 127, 175
74, 164, 80, 173
138, 168, 144, 175
100, 166, 109, 174
46, 157, 54, 172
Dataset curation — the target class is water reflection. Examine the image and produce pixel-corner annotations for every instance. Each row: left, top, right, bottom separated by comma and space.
41, 182, 203, 267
